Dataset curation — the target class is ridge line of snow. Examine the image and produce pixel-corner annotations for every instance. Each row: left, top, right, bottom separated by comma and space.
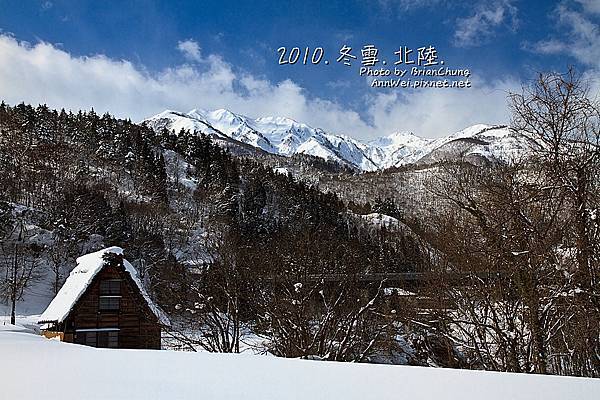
144, 109, 532, 171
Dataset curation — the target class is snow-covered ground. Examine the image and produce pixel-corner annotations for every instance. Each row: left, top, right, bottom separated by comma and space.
1, 324, 598, 400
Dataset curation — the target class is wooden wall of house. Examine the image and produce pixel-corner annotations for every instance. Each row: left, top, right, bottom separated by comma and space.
62, 261, 162, 350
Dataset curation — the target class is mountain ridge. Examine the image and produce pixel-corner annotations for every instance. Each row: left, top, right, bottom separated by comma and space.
143, 109, 536, 171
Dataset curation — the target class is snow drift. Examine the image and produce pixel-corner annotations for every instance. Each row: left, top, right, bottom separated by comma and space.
1, 326, 598, 400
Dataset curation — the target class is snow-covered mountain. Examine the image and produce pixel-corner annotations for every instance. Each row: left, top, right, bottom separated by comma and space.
144, 109, 537, 171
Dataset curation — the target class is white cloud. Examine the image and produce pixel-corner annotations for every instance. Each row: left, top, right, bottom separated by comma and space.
364, 78, 517, 138
176, 39, 202, 62
526, 1, 600, 97
376, 0, 446, 12
576, 0, 600, 15
454, 1, 518, 47
530, 3, 600, 68
0, 34, 516, 139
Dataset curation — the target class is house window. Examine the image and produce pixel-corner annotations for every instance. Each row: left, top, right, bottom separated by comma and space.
84, 331, 97, 347
100, 279, 121, 295
99, 280, 121, 311
98, 331, 119, 348
99, 296, 120, 311
76, 330, 118, 348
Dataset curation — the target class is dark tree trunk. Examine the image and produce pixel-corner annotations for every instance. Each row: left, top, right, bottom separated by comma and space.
10, 243, 18, 325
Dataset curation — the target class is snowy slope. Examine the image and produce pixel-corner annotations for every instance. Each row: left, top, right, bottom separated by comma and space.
415, 124, 538, 165
2, 327, 599, 400
146, 110, 227, 139
366, 131, 434, 168
144, 109, 379, 170
144, 109, 537, 171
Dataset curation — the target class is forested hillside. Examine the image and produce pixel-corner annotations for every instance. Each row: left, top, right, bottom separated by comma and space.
0, 101, 433, 364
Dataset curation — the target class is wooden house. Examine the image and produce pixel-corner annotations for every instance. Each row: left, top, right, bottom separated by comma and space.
38, 246, 170, 349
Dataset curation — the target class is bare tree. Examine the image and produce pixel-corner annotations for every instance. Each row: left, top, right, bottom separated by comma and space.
509, 69, 600, 376
420, 70, 599, 376
510, 69, 600, 288
0, 218, 44, 324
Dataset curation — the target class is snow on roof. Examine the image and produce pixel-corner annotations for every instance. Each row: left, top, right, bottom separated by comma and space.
38, 246, 170, 326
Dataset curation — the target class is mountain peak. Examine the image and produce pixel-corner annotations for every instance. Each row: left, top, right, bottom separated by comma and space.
144, 109, 527, 171
370, 131, 429, 148
186, 108, 208, 118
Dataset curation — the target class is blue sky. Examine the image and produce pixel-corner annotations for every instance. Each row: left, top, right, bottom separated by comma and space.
0, 0, 599, 138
